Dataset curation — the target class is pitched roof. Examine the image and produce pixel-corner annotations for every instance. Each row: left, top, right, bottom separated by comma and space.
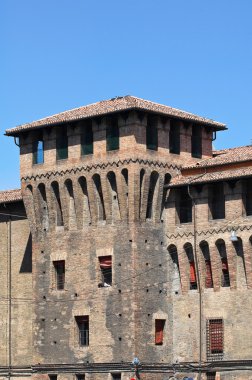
5, 96, 226, 136
0, 189, 22, 204
184, 145, 252, 169
169, 167, 252, 187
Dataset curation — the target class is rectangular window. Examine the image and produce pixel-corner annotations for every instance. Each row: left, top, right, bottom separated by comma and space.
81, 121, 93, 156
76, 375, 85, 380
169, 121, 180, 154
146, 117, 158, 150
191, 125, 202, 158
209, 183, 225, 220
206, 373, 216, 380
53, 260, 65, 290
49, 375, 57, 380
206, 319, 224, 361
99, 256, 112, 287
107, 119, 119, 151
56, 127, 68, 160
33, 140, 44, 164
111, 374, 121, 380
245, 179, 252, 216
75, 316, 89, 346
177, 187, 192, 224
155, 319, 165, 345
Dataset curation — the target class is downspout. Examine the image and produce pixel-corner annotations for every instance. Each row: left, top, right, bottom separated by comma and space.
7, 217, 12, 380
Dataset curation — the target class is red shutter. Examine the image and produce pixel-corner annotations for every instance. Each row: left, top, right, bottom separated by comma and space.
190, 262, 196, 283
205, 260, 213, 288
99, 256, 112, 269
155, 319, 165, 345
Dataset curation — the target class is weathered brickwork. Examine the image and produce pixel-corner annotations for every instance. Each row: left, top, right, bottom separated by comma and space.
2, 97, 252, 380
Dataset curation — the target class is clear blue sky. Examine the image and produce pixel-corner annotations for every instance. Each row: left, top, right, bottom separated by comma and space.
1, 0, 252, 190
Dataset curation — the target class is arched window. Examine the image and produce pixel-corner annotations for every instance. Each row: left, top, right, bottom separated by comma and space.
216, 239, 230, 287
184, 243, 197, 290
93, 174, 106, 221
51, 181, 63, 227
200, 241, 213, 288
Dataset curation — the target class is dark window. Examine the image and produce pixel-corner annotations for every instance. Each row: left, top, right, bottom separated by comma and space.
81, 121, 93, 155
185, 244, 197, 290
155, 319, 165, 345
33, 140, 44, 164
111, 374, 121, 380
49, 375, 57, 380
76, 375, 85, 380
244, 178, 252, 216
169, 121, 180, 154
209, 183, 225, 220
191, 125, 202, 158
200, 242, 213, 289
56, 127, 68, 160
206, 372, 216, 380
177, 187, 192, 223
75, 316, 89, 346
99, 256, 112, 287
207, 319, 224, 361
216, 241, 230, 287
106, 119, 119, 151
221, 258, 230, 287
53, 260, 65, 290
146, 117, 158, 150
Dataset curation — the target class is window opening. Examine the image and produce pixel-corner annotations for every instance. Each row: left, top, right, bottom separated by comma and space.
75, 316, 89, 346
169, 120, 180, 154
200, 242, 213, 288
206, 373, 216, 380
99, 256, 112, 287
53, 260, 65, 290
49, 375, 57, 380
206, 319, 224, 361
76, 375, 85, 380
191, 125, 202, 158
146, 116, 158, 151
146, 171, 159, 219
155, 319, 165, 345
111, 374, 121, 380
209, 183, 225, 220
81, 120, 93, 155
56, 127, 68, 160
33, 139, 44, 164
216, 240, 230, 287
107, 118, 119, 151
177, 187, 192, 223
185, 244, 197, 290
244, 178, 252, 216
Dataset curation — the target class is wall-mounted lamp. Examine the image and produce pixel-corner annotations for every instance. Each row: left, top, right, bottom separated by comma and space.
230, 230, 238, 242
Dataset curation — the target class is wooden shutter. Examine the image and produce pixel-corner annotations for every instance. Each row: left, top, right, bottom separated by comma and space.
205, 260, 213, 288
99, 256, 112, 269
190, 262, 196, 283
155, 319, 165, 345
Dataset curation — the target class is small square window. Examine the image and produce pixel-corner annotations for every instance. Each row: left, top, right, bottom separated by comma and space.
76, 374, 85, 380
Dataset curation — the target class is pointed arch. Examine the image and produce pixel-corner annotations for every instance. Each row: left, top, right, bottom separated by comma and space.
78, 176, 91, 226
92, 174, 106, 221
199, 240, 213, 288
51, 181, 63, 227
64, 179, 77, 229
216, 239, 230, 287
184, 242, 197, 290
107, 171, 121, 221
146, 171, 159, 220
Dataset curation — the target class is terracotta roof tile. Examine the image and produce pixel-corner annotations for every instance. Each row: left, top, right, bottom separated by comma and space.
184, 145, 252, 169
0, 189, 22, 204
5, 96, 226, 136
169, 167, 252, 187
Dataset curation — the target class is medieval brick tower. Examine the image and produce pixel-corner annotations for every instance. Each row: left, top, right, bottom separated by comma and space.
4, 96, 252, 380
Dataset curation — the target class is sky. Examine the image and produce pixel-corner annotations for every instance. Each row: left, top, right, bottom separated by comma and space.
1, 0, 252, 190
